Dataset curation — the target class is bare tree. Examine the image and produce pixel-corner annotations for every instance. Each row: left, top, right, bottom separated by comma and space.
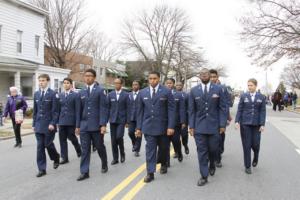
31, 0, 91, 68
240, 0, 300, 67
83, 31, 121, 62
122, 5, 199, 82
281, 62, 300, 89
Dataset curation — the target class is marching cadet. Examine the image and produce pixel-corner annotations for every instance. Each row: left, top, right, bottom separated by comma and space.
136, 71, 175, 183
108, 78, 129, 165
127, 80, 142, 157
76, 69, 108, 181
33, 74, 60, 178
189, 68, 227, 186
235, 78, 266, 174
175, 82, 190, 155
165, 78, 186, 162
209, 69, 232, 168
57, 78, 81, 164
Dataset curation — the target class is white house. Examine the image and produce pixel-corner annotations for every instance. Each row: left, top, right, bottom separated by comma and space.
0, 0, 70, 105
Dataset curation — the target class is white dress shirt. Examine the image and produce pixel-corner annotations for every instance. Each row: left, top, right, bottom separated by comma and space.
201, 82, 211, 93
116, 89, 122, 101
150, 84, 159, 98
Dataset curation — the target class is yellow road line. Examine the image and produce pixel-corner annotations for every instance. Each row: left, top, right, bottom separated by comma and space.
101, 163, 146, 200
121, 149, 175, 200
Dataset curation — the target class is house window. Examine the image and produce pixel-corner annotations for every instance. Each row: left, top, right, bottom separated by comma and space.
35, 35, 40, 56
54, 79, 59, 93
79, 64, 85, 73
17, 30, 23, 53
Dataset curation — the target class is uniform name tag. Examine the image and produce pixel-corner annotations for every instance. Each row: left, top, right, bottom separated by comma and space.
212, 94, 219, 98
160, 98, 167, 100
143, 97, 148, 100
81, 96, 86, 99
195, 97, 201, 100
111, 99, 116, 102
244, 98, 249, 103
175, 98, 179, 101
257, 99, 262, 103
45, 99, 51, 102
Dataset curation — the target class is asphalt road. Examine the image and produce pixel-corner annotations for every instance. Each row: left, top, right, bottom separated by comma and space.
1, 104, 300, 200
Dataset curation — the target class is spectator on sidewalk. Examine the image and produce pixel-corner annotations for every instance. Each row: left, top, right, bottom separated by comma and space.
292, 92, 298, 110
283, 93, 289, 108
3, 87, 28, 148
272, 90, 282, 112
0, 103, 3, 126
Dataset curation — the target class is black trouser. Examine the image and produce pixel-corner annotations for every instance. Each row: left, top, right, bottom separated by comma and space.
59, 125, 81, 160
12, 118, 21, 144
128, 121, 142, 152
110, 123, 125, 161
181, 126, 189, 147
216, 133, 226, 162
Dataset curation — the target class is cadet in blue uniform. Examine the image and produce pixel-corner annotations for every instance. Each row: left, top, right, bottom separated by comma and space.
210, 69, 232, 168
76, 69, 108, 181
127, 80, 142, 157
108, 78, 129, 165
175, 82, 190, 155
58, 78, 81, 164
33, 74, 60, 178
136, 71, 175, 183
165, 78, 186, 163
189, 68, 227, 186
235, 78, 266, 174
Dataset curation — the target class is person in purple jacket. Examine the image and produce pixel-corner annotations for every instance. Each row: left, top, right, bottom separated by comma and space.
3, 86, 28, 148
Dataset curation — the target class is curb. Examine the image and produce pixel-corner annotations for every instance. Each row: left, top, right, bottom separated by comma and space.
286, 109, 300, 115
0, 132, 34, 141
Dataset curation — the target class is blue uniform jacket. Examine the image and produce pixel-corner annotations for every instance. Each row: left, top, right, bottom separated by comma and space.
136, 84, 176, 136
33, 88, 59, 133
127, 91, 139, 122
58, 91, 80, 126
77, 85, 108, 132
108, 90, 129, 124
172, 90, 186, 125
188, 83, 227, 134
235, 92, 266, 126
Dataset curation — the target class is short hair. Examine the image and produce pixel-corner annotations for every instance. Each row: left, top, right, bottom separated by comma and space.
84, 68, 96, 77
149, 71, 160, 78
166, 78, 175, 84
38, 74, 50, 81
132, 80, 141, 86
9, 86, 19, 93
209, 69, 218, 76
200, 68, 210, 75
115, 78, 124, 84
248, 78, 258, 86
63, 77, 73, 84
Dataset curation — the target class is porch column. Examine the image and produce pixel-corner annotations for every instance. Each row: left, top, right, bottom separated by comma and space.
14, 70, 21, 92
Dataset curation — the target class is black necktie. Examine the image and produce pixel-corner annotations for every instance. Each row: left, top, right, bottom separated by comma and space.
87, 86, 90, 97
204, 84, 208, 99
152, 88, 156, 99
41, 90, 45, 100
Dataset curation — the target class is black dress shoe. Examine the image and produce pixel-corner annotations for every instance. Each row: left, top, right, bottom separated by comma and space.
121, 155, 125, 163
17, 143, 22, 148
36, 170, 46, 178
166, 161, 170, 168
144, 173, 154, 183
178, 153, 183, 162
252, 158, 258, 167
216, 161, 222, 168
184, 146, 189, 155
173, 153, 178, 159
209, 167, 216, 176
92, 146, 97, 152
111, 160, 119, 165
14, 143, 19, 148
134, 152, 140, 157
77, 173, 89, 181
101, 166, 108, 173
197, 177, 208, 186
53, 155, 60, 169
60, 159, 69, 165
160, 165, 168, 174
77, 150, 82, 158
245, 168, 252, 174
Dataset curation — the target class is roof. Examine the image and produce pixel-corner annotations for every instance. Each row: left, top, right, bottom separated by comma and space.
6, 0, 49, 16
0, 56, 37, 69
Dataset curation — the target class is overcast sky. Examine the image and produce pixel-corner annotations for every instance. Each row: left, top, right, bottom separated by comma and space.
85, 0, 286, 91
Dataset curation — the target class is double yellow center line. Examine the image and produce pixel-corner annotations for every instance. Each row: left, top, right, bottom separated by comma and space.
101, 149, 175, 200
